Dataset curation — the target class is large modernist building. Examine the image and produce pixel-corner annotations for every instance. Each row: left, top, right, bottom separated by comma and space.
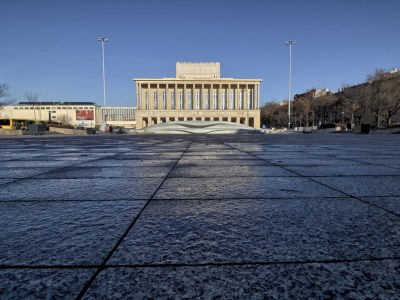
134, 62, 262, 129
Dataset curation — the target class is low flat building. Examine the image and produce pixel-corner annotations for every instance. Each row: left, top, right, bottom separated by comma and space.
134, 62, 262, 129
1, 102, 136, 128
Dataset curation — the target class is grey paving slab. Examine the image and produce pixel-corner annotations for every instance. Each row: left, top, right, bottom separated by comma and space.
285, 165, 400, 176
180, 154, 257, 161
0, 179, 17, 185
169, 165, 296, 178
361, 196, 400, 215
0, 167, 56, 179
0, 200, 146, 265
176, 158, 270, 167
268, 158, 362, 166
354, 158, 400, 166
0, 268, 94, 300
29, 154, 112, 161
1, 134, 400, 298
0, 160, 76, 168
310, 176, 400, 197
79, 159, 178, 167
108, 198, 399, 265
252, 153, 316, 160
154, 177, 344, 199
0, 178, 163, 201
0, 153, 44, 161
185, 150, 244, 155
35, 166, 172, 179
85, 260, 400, 299
117, 152, 184, 159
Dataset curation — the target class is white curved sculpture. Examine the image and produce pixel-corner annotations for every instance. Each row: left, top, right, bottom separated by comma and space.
142, 121, 261, 134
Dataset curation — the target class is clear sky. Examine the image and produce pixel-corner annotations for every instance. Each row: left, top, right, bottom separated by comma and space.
1, 0, 399, 107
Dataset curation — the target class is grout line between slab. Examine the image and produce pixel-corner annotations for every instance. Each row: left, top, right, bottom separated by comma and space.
216, 138, 400, 219
75, 140, 193, 300
2, 256, 400, 271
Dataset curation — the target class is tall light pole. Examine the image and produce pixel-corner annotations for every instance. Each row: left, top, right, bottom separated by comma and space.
286, 40, 295, 129
97, 37, 108, 120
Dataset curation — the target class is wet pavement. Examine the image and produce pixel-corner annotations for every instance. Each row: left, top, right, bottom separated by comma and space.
0, 133, 399, 299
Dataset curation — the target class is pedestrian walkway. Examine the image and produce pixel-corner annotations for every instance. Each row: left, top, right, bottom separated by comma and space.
1, 134, 399, 299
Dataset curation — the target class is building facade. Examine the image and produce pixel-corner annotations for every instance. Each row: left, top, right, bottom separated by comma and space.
134, 62, 262, 129
1, 102, 136, 128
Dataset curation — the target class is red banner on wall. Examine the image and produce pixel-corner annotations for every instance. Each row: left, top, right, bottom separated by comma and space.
76, 110, 94, 120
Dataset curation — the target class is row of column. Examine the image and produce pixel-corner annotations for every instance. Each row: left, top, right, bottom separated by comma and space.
136, 83, 261, 111
102, 107, 135, 121
143, 116, 254, 126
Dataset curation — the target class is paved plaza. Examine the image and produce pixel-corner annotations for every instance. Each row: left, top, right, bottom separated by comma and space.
0, 133, 400, 299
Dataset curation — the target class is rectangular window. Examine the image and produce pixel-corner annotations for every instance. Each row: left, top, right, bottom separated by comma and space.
205, 90, 209, 110
222, 90, 226, 110
179, 91, 183, 110
213, 90, 218, 110
248, 90, 252, 109
230, 90, 234, 109
239, 90, 243, 110
145, 91, 149, 110
171, 91, 175, 109
162, 91, 166, 110
153, 91, 158, 109
196, 91, 201, 110
187, 90, 192, 110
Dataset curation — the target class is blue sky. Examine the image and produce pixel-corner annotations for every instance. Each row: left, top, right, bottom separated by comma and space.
1, 0, 399, 107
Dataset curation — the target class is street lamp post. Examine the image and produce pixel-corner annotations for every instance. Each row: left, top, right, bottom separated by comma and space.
286, 40, 296, 129
97, 37, 108, 121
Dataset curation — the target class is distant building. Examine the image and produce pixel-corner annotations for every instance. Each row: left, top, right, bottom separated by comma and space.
134, 62, 262, 129
0, 102, 136, 128
101, 107, 136, 128
294, 88, 331, 101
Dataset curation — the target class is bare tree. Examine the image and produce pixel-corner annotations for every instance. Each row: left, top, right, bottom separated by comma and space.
0, 84, 13, 110
260, 102, 287, 128
25, 92, 39, 122
293, 96, 312, 127
382, 74, 400, 125
57, 114, 72, 126
312, 93, 336, 125
365, 69, 392, 126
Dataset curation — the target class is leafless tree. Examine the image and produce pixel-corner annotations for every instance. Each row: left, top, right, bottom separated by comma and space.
57, 114, 72, 126
293, 96, 312, 127
365, 69, 391, 126
26, 92, 40, 122
381, 74, 400, 125
0, 83, 13, 110
261, 102, 287, 128
312, 93, 336, 125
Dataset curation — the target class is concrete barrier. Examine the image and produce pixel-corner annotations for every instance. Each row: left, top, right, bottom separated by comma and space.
0, 129, 27, 136
316, 127, 341, 134
48, 127, 90, 135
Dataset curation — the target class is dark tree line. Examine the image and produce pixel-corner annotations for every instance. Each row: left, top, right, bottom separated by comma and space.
261, 69, 400, 128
